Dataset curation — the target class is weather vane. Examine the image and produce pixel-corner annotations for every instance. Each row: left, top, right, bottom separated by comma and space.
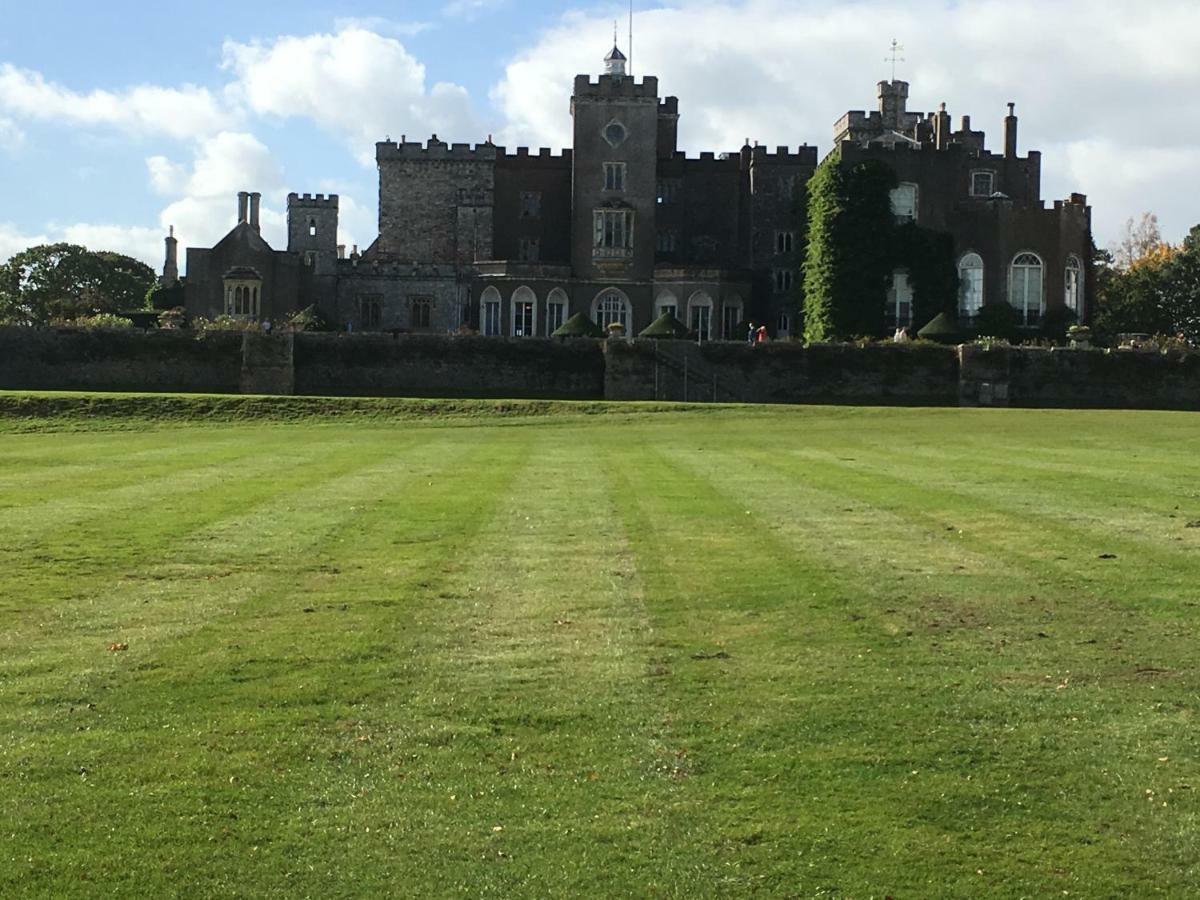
885, 38, 905, 82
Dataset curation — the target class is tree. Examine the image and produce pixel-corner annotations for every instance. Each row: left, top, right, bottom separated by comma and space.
0, 243, 156, 325
1112, 212, 1164, 269
1094, 223, 1200, 344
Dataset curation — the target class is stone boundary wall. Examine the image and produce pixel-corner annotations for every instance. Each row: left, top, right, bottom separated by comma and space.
2, 326, 1199, 410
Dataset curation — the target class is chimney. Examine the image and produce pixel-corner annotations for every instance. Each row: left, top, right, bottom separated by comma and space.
237, 191, 249, 224
1003, 102, 1018, 158
161, 225, 178, 287
249, 192, 262, 232
337, 244, 346, 259
935, 102, 951, 150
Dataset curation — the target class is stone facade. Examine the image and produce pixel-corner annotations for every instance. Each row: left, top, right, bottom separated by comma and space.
174, 48, 1091, 341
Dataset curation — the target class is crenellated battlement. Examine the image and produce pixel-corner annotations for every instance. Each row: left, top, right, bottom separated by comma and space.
287, 192, 339, 207
496, 146, 573, 160
748, 145, 819, 165
573, 74, 659, 100
376, 138, 499, 162
658, 96, 679, 116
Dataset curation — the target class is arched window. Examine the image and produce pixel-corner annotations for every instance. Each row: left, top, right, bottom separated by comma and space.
593, 289, 630, 331
721, 296, 743, 339
545, 288, 568, 335
1064, 255, 1082, 318
688, 291, 713, 341
223, 269, 262, 319
480, 286, 502, 336
654, 291, 678, 322
511, 286, 537, 337
1009, 252, 1044, 326
958, 253, 984, 323
886, 270, 913, 328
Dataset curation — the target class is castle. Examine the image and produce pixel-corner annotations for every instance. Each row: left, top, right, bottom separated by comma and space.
167, 45, 1092, 338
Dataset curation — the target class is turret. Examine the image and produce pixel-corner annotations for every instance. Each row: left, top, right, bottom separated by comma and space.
604, 44, 627, 77
287, 193, 340, 275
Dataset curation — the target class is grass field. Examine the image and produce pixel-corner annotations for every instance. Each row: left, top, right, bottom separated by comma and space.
1, 398, 1198, 898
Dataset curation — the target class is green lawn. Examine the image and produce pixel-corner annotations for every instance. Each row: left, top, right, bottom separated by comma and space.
1, 401, 1198, 897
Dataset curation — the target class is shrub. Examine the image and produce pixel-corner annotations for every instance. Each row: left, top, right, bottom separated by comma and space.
51, 313, 135, 329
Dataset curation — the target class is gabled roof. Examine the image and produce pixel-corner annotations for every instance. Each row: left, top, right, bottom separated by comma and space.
212, 221, 274, 256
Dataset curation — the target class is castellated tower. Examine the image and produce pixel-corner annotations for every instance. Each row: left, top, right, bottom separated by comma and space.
569, 44, 660, 282
287, 193, 339, 276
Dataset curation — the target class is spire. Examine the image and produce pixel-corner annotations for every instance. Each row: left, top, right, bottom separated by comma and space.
605, 25, 627, 77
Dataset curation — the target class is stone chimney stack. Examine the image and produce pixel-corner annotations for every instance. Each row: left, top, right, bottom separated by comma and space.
161, 225, 178, 287
249, 192, 262, 233
935, 102, 951, 150
237, 191, 249, 224
1003, 102, 1018, 158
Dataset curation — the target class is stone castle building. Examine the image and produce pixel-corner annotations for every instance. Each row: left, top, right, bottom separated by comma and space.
168, 46, 1091, 338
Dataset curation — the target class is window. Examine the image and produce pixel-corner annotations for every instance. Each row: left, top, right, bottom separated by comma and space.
603, 162, 626, 192
603, 121, 627, 147
970, 171, 995, 197
223, 273, 261, 319
410, 296, 433, 330
1064, 255, 1082, 317
511, 286, 536, 337
779, 175, 796, 197
594, 290, 629, 330
518, 237, 540, 262
776, 231, 795, 254
308, 219, 317, 237
545, 289, 568, 335
481, 287, 502, 336
656, 229, 678, 253
303, 251, 316, 267
958, 253, 984, 322
886, 270, 914, 328
358, 295, 382, 330
688, 293, 713, 341
593, 209, 634, 258
520, 191, 542, 218
890, 182, 918, 224
722, 300, 743, 339
1009, 252, 1044, 326
773, 269, 794, 293
778, 312, 791, 336
655, 293, 678, 322
656, 180, 678, 204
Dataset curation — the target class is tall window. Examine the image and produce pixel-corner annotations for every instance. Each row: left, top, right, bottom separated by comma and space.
958, 253, 984, 323
520, 191, 542, 218
688, 292, 713, 341
409, 296, 432, 330
603, 162, 626, 192
655, 293, 678, 321
358, 295, 382, 330
886, 270, 914, 328
890, 182, 918, 224
1064, 255, 1082, 317
518, 237, 540, 262
594, 291, 629, 330
722, 300, 743, 339
774, 269, 794, 293
593, 209, 634, 258
656, 229, 678, 253
970, 171, 995, 197
511, 286, 536, 337
778, 312, 791, 336
656, 180, 678, 204
776, 231, 795, 254
1009, 252, 1044, 326
480, 287, 502, 336
545, 289, 567, 335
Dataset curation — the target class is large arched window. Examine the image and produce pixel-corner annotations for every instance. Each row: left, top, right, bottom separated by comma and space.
1064, 255, 1082, 318
592, 288, 630, 331
223, 268, 262, 319
1009, 252, 1044, 326
545, 288, 568, 335
688, 291, 713, 341
511, 285, 537, 337
480, 286, 502, 336
958, 253, 984, 323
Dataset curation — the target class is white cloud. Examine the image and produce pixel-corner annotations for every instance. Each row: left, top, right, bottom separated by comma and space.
0, 116, 25, 152
491, 0, 1200, 244
0, 222, 49, 262
0, 63, 229, 140
221, 28, 479, 162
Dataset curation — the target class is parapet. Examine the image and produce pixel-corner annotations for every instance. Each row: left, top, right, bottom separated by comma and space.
659, 96, 679, 116
376, 137, 499, 162
749, 144, 819, 165
573, 74, 660, 100
287, 192, 339, 208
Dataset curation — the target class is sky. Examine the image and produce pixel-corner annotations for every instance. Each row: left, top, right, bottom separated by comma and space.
1, 0, 1198, 271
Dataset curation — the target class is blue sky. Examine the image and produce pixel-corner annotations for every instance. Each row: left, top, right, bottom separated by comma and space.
2, 1, 1198, 269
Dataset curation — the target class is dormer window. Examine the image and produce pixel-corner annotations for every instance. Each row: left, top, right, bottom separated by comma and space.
970, 171, 995, 197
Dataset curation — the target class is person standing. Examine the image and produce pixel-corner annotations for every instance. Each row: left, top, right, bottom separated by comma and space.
755, 324, 768, 344
747, 322, 756, 345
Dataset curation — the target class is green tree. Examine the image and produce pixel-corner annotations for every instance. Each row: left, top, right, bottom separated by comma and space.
0, 243, 156, 325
